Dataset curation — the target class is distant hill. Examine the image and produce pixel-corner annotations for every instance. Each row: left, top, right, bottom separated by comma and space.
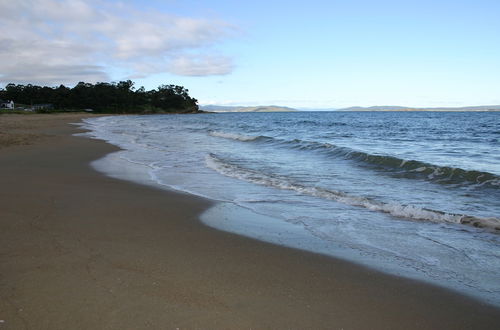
297, 107, 339, 111
338, 105, 500, 112
200, 105, 298, 113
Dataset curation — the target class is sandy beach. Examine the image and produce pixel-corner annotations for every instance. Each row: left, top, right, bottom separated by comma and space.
0, 113, 499, 329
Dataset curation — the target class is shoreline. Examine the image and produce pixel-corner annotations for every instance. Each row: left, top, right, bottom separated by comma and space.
87, 146, 500, 306
1, 114, 499, 329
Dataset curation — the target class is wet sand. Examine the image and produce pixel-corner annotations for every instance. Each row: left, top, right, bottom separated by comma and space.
1, 113, 499, 329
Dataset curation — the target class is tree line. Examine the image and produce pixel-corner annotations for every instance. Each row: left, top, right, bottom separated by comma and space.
0, 80, 199, 113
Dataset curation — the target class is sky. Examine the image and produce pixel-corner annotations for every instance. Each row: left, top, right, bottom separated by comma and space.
1, 0, 499, 108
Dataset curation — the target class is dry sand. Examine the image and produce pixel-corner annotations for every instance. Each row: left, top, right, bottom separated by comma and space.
1, 113, 499, 329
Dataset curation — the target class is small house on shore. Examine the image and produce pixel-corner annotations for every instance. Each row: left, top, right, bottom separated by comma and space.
0, 99, 15, 109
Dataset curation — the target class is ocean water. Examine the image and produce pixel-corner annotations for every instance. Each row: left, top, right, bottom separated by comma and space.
80, 111, 500, 305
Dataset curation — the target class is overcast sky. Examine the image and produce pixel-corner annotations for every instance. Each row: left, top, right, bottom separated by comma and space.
1, 0, 499, 108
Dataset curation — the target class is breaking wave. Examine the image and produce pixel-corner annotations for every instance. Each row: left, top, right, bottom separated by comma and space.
209, 131, 263, 142
206, 153, 500, 231
209, 131, 500, 187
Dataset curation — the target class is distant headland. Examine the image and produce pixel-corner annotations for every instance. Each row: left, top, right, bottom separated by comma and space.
0, 81, 200, 114
201, 104, 500, 113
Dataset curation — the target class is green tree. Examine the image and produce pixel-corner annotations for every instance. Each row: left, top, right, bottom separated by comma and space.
0, 81, 199, 114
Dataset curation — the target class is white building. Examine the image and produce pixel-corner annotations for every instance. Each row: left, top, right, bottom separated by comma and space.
0, 99, 14, 109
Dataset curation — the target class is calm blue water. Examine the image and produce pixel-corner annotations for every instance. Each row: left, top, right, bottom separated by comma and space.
81, 111, 500, 305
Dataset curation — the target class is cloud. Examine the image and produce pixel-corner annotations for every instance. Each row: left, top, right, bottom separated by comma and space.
168, 55, 234, 76
0, 0, 235, 85
0, 63, 108, 86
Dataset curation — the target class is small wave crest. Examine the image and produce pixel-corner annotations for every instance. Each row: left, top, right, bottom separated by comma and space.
332, 149, 499, 187
214, 133, 499, 187
205, 153, 500, 231
209, 130, 263, 142
274, 139, 500, 186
